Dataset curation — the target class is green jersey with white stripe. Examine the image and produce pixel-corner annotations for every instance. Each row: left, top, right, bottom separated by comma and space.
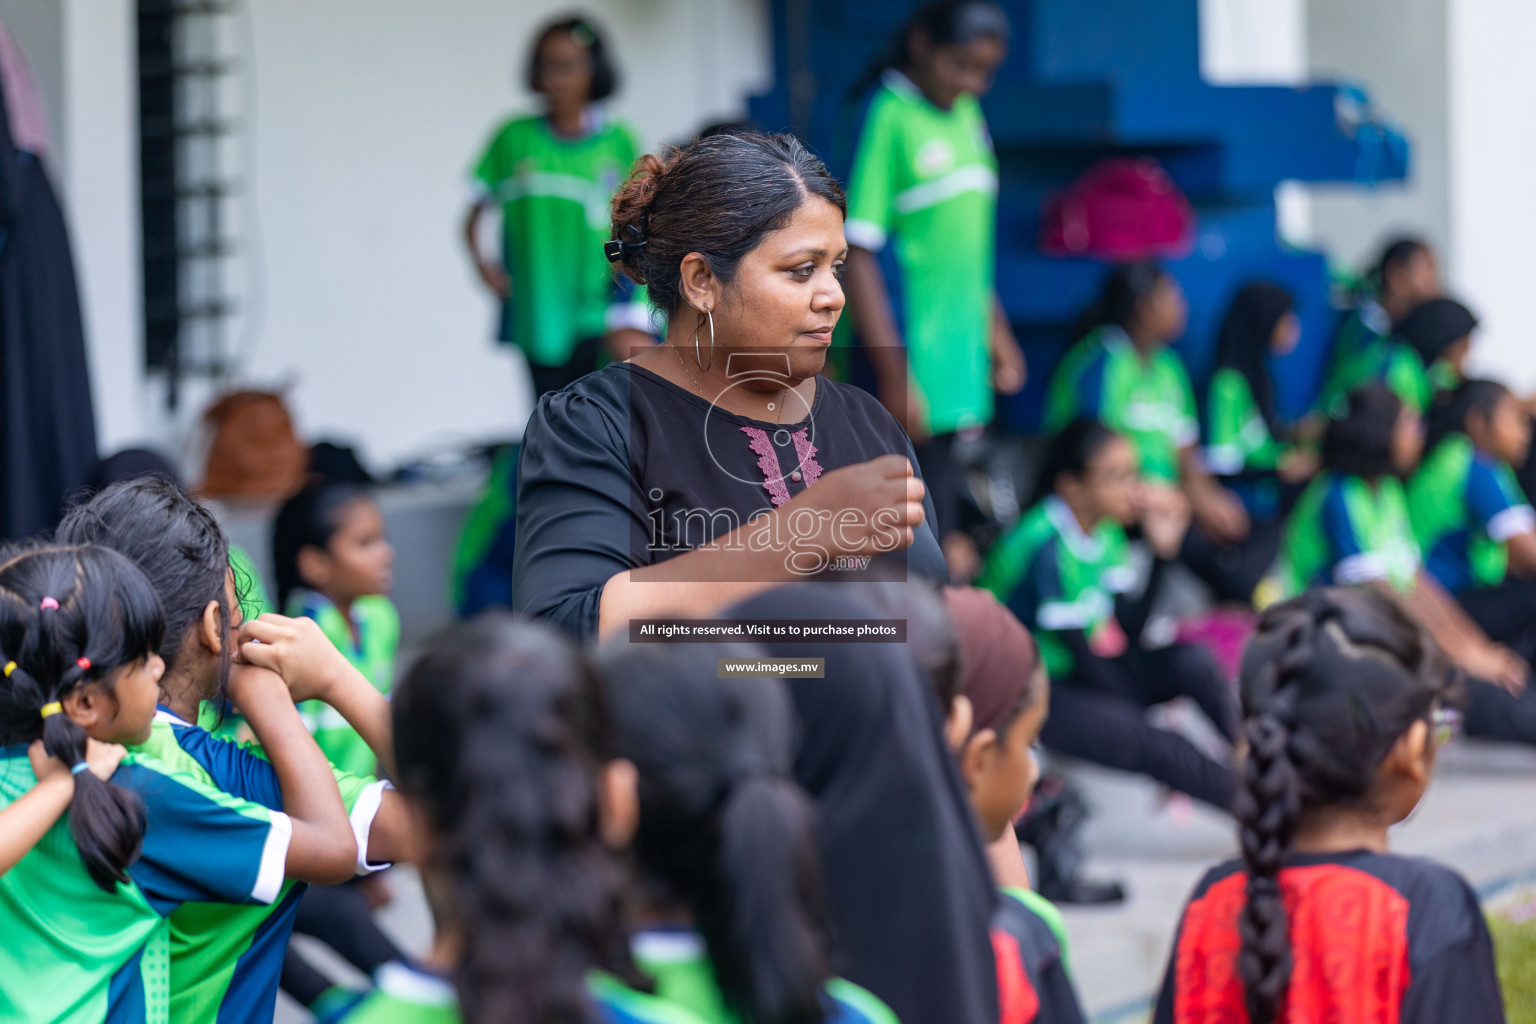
976, 496, 1135, 678
846, 71, 998, 435
1045, 326, 1199, 484
1278, 473, 1420, 595
470, 112, 645, 366
0, 745, 291, 1024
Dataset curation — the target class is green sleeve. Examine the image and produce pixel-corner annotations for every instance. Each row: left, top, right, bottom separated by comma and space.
1407, 439, 1468, 551
1170, 355, 1201, 450
1207, 370, 1280, 474
844, 97, 899, 252
470, 119, 513, 197
1385, 346, 1431, 414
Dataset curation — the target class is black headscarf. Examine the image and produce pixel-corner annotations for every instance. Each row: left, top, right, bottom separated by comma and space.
726, 584, 999, 1024
1211, 281, 1294, 436
1395, 297, 1478, 366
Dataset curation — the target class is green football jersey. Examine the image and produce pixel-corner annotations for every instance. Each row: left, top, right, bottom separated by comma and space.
976, 497, 1136, 678
1204, 367, 1280, 476
1320, 301, 1392, 412
288, 590, 400, 780
132, 708, 390, 1024
340, 963, 712, 1024
845, 71, 998, 435
1044, 326, 1199, 484
1409, 433, 1535, 592
470, 112, 647, 366
0, 745, 290, 1024
1381, 343, 1432, 415
629, 930, 899, 1024
1278, 473, 1420, 595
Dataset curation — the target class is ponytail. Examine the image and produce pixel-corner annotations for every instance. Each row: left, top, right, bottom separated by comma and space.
0, 545, 164, 892
597, 642, 834, 1024
1233, 588, 1449, 1022
706, 775, 830, 1024
393, 615, 632, 1024
39, 687, 146, 891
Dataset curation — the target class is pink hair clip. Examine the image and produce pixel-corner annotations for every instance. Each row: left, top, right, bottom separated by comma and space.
39, 597, 59, 611
76, 657, 92, 671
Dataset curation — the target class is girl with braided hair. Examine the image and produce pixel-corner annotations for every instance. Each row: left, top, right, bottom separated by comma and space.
1153, 586, 1504, 1024
0, 545, 348, 1024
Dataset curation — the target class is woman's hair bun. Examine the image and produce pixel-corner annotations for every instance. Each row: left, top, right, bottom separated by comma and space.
608, 152, 670, 284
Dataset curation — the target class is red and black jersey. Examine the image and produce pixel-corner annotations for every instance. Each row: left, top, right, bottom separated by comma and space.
1153, 849, 1504, 1024
991, 890, 1087, 1024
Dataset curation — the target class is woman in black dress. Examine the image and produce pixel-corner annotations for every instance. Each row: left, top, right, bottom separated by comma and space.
512, 131, 947, 641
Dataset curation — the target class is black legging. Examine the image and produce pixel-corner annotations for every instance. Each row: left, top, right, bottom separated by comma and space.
1179, 519, 1282, 605
1040, 642, 1239, 812
279, 880, 402, 1007
1456, 577, 1536, 746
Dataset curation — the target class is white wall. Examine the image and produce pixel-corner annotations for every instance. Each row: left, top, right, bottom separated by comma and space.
26, 0, 770, 473
1447, 0, 1536, 391
1198, 0, 1310, 245
234, 0, 769, 470
1305, 0, 1450, 275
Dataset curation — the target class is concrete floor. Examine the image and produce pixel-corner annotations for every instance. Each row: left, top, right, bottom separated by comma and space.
275, 736, 1536, 1024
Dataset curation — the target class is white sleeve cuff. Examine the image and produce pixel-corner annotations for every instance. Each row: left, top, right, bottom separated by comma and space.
351, 780, 395, 875
1102, 565, 1138, 594
1037, 599, 1095, 631
1334, 553, 1390, 585
466, 177, 495, 204
844, 219, 888, 252
1175, 420, 1200, 449
1488, 505, 1536, 542
1204, 445, 1244, 475
252, 811, 293, 905
605, 303, 654, 334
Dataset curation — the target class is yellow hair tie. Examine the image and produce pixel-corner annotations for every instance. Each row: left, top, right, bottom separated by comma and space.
2, 661, 13, 678
39, 702, 63, 719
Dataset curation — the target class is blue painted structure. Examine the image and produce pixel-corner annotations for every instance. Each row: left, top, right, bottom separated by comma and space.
748, 0, 1409, 430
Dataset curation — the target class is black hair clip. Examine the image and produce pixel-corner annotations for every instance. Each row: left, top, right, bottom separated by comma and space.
605, 217, 649, 263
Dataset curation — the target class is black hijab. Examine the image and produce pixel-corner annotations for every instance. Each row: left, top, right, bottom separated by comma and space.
1211, 281, 1294, 436
726, 584, 999, 1024
1395, 297, 1478, 366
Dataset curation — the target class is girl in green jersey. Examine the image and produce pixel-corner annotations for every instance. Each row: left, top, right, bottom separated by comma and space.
464, 16, 651, 399
843, 1, 1025, 581
1194, 281, 1318, 601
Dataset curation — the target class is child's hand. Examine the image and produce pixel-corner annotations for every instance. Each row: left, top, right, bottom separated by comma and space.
83, 740, 128, 781
237, 613, 352, 705
27, 740, 66, 783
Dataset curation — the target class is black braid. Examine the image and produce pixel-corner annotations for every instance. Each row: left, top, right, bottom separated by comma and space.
1233, 608, 1311, 1024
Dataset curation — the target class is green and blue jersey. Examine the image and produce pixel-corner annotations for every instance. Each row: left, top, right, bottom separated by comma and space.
1408, 434, 1535, 593
1204, 366, 1285, 519
288, 590, 400, 780
340, 961, 712, 1024
134, 707, 389, 1024
0, 745, 290, 1024
1045, 326, 1199, 485
630, 928, 899, 1024
976, 497, 1136, 679
1278, 473, 1420, 595
845, 71, 998, 436
1320, 301, 1393, 412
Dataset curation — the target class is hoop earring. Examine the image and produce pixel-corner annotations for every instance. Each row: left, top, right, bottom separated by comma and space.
693, 308, 715, 373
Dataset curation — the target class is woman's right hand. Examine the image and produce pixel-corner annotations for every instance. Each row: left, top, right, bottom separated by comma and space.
778, 454, 927, 566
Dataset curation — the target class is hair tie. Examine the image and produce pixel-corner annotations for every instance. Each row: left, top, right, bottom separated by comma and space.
39, 702, 63, 719
3, 662, 14, 678
39, 597, 59, 611
70, 762, 90, 776
77, 657, 92, 671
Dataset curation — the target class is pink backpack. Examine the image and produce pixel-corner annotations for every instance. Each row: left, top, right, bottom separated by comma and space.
1039, 157, 1195, 260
